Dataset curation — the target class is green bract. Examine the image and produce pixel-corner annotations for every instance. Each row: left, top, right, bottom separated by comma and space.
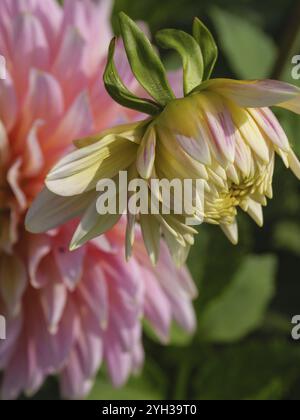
103, 13, 218, 115
193, 18, 218, 81
156, 29, 204, 95
104, 38, 162, 115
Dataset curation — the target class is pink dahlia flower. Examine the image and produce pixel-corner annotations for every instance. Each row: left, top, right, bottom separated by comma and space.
0, 0, 196, 399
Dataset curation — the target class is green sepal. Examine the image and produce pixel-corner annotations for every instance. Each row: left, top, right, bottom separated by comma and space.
119, 12, 175, 106
156, 28, 204, 95
103, 37, 162, 116
193, 17, 218, 81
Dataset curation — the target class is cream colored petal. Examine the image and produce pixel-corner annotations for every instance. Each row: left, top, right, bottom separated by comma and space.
156, 139, 208, 180
220, 220, 239, 245
228, 103, 270, 163
137, 126, 157, 180
46, 134, 138, 196
70, 199, 121, 250
125, 212, 136, 261
227, 164, 240, 185
162, 225, 190, 267
246, 199, 264, 227
203, 79, 300, 108
74, 120, 148, 148
26, 188, 95, 233
248, 107, 290, 152
140, 214, 161, 266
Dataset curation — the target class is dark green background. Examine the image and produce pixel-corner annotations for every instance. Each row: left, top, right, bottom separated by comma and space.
36, 0, 300, 400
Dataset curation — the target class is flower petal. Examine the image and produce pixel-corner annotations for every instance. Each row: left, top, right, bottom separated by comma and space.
0, 71, 18, 131
140, 215, 160, 266
248, 107, 290, 152
40, 277, 67, 334
197, 93, 236, 164
136, 126, 156, 179
70, 200, 122, 250
206, 79, 300, 109
46, 135, 137, 196
246, 199, 264, 227
53, 229, 86, 291
28, 234, 51, 288
10, 12, 49, 93
44, 91, 94, 155
220, 220, 239, 245
26, 187, 95, 234
228, 103, 270, 163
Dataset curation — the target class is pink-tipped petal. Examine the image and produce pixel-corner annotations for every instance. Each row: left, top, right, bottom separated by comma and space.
207, 78, 300, 109
248, 107, 290, 152
40, 278, 67, 334
10, 12, 49, 93
0, 71, 18, 131
53, 229, 86, 291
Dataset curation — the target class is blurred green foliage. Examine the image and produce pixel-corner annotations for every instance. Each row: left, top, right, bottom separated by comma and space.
34, 0, 300, 400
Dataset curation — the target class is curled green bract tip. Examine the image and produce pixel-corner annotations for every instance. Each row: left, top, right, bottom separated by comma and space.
103, 13, 219, 115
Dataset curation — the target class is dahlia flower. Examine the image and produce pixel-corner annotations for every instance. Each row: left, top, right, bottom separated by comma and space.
0, 0, 196, 399
27, 14, 300, 266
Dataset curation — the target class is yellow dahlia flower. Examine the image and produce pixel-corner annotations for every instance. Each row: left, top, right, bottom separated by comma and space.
26, 14, 300, 266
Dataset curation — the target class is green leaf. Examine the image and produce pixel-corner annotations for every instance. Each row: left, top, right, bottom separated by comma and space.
143, 320, 193, 347
200, 255, 277, 343
210, 8, 277, 79
119, 12, 175, 105
103, 37, 161, 115
192, 17, 218, 81
156, 29, 204, 95
193, 340, 300, 400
